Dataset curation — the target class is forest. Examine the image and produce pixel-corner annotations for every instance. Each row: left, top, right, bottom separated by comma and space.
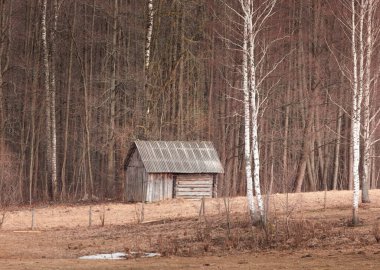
0, 0, 379, 207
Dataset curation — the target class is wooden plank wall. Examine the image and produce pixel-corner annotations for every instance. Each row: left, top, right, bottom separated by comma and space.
126, 149, 219, 202
145, 173, 173, 202
175, 174, 213, 199
125, 150, 147, 202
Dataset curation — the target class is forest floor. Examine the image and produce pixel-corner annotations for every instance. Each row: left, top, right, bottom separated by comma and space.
1, 190, 380, 269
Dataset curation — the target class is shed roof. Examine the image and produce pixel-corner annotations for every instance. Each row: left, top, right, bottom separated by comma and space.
125, 141, 224, 174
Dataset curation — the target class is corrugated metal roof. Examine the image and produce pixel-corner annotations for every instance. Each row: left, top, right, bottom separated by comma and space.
126, 141, 224, 173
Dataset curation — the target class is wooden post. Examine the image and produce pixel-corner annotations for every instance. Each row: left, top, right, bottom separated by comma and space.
199, 197, 206, 218
101, 205, 105, 227
141, 203, 144, 223
172, 175, 177, 198
212, 175, 217, 198
31, 208, 35, 230
89, 206, 92, 227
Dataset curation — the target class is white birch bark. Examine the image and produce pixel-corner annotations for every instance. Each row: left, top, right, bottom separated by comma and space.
144, 0, 154, 134
241, 3, 256, 219
351, 0, 362, 225
362, 0, 377, 203
50, 0, 58, 200
239, 0, 277, 223
145, 0, 154, 72
247, 16, 264, 219
41, 0, 55, 200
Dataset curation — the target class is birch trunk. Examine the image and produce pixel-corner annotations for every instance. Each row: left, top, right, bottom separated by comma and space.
247, 19, 264, 219
351, 0, 362, 225
145, 0, 153, 73
41, 0, 55, 200
239, 0, 276, 222
144, 0, 154, 135
241, 8, 256, 220
50, 0, 58, 200
362, 0, 376, 203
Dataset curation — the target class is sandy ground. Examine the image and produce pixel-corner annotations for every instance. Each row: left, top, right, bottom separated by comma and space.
1, 190, 380, 269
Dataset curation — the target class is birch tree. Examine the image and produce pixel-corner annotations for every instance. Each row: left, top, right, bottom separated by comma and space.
334, 0, 377, 224
347, 0, 379, 223
50, 0, 59, 201
41, 0, 58, 200
144, 0, 154, 136
145, 0, 154, 74
350, 0, 362, 225
362, 0, 379, 203
241, 5, 256, 220
239, 0, 277, 223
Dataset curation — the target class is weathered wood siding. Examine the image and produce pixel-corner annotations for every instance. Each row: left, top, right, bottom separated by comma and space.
125, 149, 147, 202
175, 174, 214, 199
125, 148, 219, 202
146, 173, 173, 202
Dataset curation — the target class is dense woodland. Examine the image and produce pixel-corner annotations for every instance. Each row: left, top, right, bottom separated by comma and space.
0, 0, 379, 205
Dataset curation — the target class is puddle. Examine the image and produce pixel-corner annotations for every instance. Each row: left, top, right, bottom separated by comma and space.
79, 252, 160, 260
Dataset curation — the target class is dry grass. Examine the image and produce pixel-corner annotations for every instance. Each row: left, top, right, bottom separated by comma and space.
1, 190, 380, 269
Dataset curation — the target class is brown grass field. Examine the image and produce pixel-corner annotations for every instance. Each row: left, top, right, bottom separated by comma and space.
1, 190, 380, 269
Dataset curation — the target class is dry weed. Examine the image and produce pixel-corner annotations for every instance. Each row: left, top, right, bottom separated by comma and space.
134, 203, 144, 224
0, 211, 6, 228
372, 219, 380, 243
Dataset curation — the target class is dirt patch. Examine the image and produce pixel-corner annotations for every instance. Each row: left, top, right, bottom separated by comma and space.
1, 190, 380, 269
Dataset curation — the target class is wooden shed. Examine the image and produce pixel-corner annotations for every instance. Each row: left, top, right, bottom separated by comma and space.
124, 141, 224, 202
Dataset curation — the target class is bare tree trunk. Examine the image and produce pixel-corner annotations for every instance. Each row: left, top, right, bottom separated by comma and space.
282, 65, 290, 193
295, 0, 312, 193
106, 0, 118, 197
333, 107, 342, 190
208, 32, 215, 140
29, 68, 38, 204
0, 0, 9, 183
295, 102, 314, 192
177, 5, 185, 139
61, 1, 77, 200
361, 0, 377, 203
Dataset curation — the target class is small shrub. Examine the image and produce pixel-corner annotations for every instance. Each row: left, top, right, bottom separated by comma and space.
373, 219, 380, 243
